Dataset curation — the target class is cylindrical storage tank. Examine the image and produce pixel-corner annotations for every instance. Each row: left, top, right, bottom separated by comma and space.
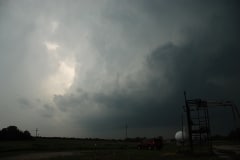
175, 130, 187, 143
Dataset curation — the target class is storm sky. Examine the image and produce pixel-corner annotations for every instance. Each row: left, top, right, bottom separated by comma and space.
0, 0, 240, 139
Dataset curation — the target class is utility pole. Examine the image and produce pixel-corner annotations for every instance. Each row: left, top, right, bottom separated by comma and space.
35, 128, 39, 137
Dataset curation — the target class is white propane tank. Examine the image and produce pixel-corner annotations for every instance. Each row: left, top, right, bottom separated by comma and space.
175, 130, 187, 144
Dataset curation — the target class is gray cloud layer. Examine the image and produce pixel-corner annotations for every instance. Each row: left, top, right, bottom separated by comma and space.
0, 0, 239, 138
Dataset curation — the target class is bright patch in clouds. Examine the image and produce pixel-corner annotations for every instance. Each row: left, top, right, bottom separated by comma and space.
46, 60, 75, 95
40, 19, 75, 98
42, 39, 75, 96
58, 61, 76, 89
45, 41, 59, 51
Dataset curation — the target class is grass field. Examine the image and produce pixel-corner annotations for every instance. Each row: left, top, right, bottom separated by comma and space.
0, 138, 228, 160
0, 138, 136, 152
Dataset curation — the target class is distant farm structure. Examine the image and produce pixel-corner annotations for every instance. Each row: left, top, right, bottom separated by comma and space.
181, 91, 240, 153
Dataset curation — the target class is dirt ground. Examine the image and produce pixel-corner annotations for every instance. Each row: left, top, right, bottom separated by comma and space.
213, 145, 240, 159
0, 151, 75, 160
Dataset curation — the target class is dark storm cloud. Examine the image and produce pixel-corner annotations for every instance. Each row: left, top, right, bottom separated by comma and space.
1, 0, 239, 138
53, 0, 240, 137
54, 92, 90, 112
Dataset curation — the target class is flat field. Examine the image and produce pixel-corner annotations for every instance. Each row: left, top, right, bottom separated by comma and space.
0, 138, 227, 160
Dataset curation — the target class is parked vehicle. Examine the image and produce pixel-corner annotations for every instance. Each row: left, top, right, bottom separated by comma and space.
137, 137, 163, 150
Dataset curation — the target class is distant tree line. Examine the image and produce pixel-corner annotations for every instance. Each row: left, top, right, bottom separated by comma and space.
0, 126, 32, 140
125, 136, 163, 142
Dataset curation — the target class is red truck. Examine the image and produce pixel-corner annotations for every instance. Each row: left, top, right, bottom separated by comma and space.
137, 137, 163, 150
